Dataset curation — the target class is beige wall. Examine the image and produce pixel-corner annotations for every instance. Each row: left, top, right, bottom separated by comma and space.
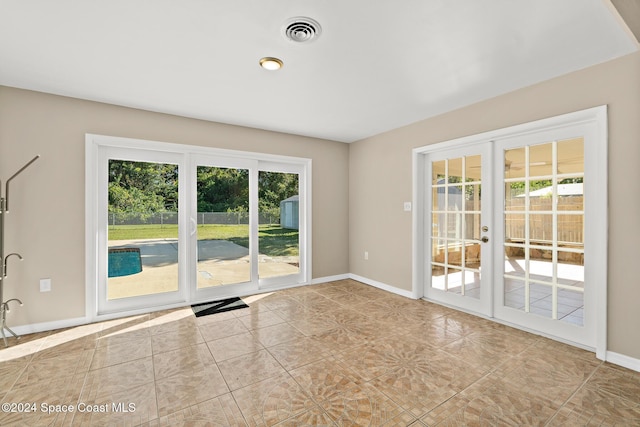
0, 86, 350, 326
349, 51, 640, 359
1, 51, 639, 361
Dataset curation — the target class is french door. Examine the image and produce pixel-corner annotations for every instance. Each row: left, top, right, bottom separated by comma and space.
415, 107, 607, 351
494, 125, 594, 346
87, 135, 310, 316
423, 143, 493, 316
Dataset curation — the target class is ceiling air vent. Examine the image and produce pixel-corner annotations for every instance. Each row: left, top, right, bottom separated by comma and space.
282, 17, 322, 43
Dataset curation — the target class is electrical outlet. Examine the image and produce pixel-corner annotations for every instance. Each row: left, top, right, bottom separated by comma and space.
364, 251, 369, 260
40, 278, 51, 292
404, 202, 412, 211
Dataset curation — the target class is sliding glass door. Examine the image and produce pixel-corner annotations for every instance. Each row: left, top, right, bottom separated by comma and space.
257, 163, 304, 286
190, 157, 307, 302
97, 147, 187, 314
87, 135, 311, 316
194, 158, 253, 290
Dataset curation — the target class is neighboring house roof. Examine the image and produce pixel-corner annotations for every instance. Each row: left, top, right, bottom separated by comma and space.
519, 183, 583, 197
281, 195, 299, 203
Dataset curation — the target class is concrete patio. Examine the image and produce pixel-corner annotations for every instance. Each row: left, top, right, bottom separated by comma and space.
107, 239, 299, 299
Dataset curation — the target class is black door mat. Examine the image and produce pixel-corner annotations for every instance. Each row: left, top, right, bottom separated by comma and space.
191, 297, 249, 317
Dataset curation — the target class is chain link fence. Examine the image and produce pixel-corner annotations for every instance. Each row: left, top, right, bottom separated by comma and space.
108, 212, 280, 226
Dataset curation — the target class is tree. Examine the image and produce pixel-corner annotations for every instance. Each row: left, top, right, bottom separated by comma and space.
109, 160, 299, 216
108, 160, 178, 214
258, 171, 298, 212
196, 167, 250, 212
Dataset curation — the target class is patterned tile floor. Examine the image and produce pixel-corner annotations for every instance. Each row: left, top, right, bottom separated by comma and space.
0, 279, 638, 426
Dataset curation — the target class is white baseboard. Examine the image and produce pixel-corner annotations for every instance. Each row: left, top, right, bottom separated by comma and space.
310, 274, 350, 285
8, 316, 89, 337
348, 274, 415, 299
606, 351, 640, 373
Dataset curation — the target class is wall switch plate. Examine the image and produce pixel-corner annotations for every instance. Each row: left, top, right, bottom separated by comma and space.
364, 251, 369, 260
40, 278, 51, 292
404, 202, 412, 211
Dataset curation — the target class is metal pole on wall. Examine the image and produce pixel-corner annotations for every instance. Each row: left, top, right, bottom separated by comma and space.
0, 155, 39, 347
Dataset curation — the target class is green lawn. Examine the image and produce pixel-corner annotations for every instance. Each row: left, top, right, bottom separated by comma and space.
228, 226, 299, 258
108, 224, 298, 257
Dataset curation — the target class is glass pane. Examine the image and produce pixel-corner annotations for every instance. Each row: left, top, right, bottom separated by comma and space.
558, 243, 584, 252
529, 143, 553, 177
448, 185, 463, 211
432, 213, 444, 238
557, 138, 584, 175
447, 268, 463, 294
108, 160, 179, 300
465, 213, 481, 240
464, 270, 481, 299
561, 308, 584, 326
448, 158, 463, 183
557, 251, 584, 286
465, 155, 481, 182
505, 147, 526, 179
464, 243, 481, 269
529, 248, 553, 284
558, 214, 584, 245
558, 289, 584, 326
432, 160, 446, 185
557, 179, 583, 211
432, 187, 445, 211
431, 239, 446, 264
196, 166, 250, 288
258, 171, 300, 279
446, 213, 462, 239
505, 181, 525, 210
448, 240, 463, 267
505, 214, 525, 243
530, 283, 552, 318
504, 247, 525, 279
529, 213, 553, 243
504, 278, 525, 310
465, 184, 481, 212
528, 180, 553, 210
431, 265, 446, 290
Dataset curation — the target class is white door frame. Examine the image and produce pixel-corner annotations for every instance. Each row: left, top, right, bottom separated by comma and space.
86, 134, 312, 321
412, 105, 608, 358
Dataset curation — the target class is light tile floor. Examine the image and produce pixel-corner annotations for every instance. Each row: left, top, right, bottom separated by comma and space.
1, 279, 639, 426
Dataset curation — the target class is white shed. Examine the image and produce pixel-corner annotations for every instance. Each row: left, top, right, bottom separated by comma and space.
280, 195, 299, 229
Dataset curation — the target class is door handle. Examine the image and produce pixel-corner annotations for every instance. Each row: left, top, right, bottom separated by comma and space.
481, 236, 489, 243
190, 218, 197, 236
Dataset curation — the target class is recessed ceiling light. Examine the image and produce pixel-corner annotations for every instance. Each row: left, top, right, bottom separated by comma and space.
259, 57, 283, 71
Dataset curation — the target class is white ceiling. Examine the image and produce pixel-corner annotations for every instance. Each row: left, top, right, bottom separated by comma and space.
0, 0, 637, 143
